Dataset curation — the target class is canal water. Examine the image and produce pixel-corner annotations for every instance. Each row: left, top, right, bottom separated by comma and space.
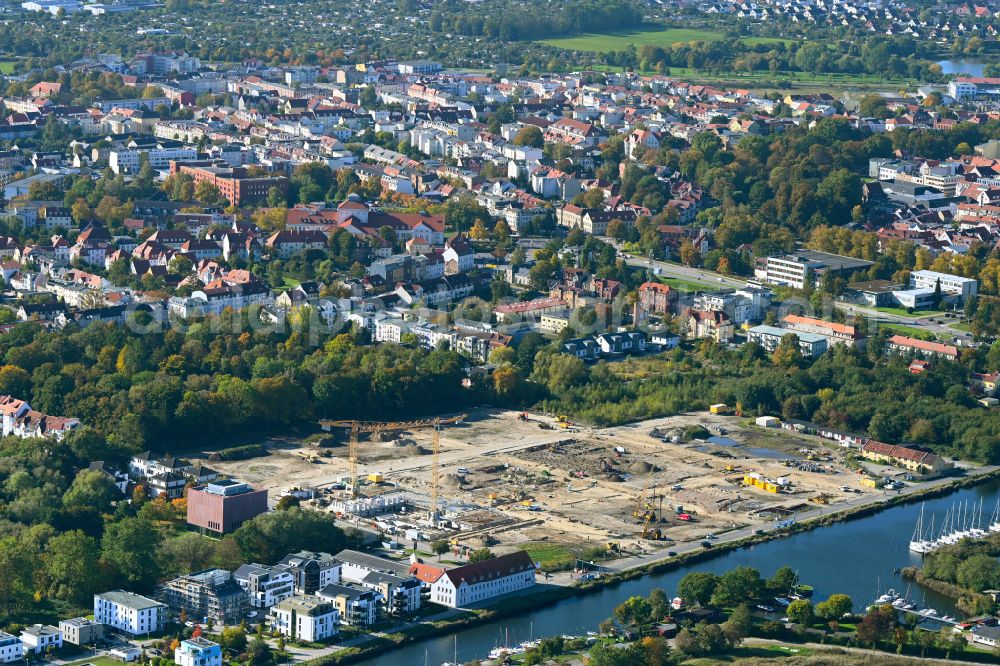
357, 478, 1000, 665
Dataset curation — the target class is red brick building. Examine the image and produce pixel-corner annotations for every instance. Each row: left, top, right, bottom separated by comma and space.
187, 479, 268, 535
170, 160, 288, 207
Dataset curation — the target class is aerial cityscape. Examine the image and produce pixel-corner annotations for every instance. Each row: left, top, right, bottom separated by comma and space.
1, 0, 1000, 664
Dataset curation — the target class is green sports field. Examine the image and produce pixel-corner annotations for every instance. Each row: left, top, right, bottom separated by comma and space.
0, 61, 15, 75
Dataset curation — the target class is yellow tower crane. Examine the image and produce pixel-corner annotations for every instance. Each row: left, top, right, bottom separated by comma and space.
319, 415, 465, 515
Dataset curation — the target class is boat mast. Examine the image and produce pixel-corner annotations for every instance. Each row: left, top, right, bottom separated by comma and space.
912, 504, 924, 543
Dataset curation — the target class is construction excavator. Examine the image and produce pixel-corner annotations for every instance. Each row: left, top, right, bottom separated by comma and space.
641, 512, 668, 540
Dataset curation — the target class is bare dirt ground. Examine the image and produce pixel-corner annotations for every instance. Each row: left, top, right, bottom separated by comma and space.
195, 409, 882, 553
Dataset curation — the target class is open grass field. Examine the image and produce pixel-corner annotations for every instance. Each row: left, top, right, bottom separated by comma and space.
659, 275, 718, 292
63, 657, 124, 666
539, 27, 726, 51
877, 322, 942, 341
873, 306, 946, 318
0, 61, 15, 75
519, 542, 577, 572
539, 27, 803, 52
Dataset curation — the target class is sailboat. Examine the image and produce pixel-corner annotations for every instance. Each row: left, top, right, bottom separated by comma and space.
909, 503, 933, 554
488, 628, 526, 660
969, 499, 988, 539
441, 635, 460, 666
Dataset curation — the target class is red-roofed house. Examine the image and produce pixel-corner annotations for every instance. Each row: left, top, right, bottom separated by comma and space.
408, 562, 445, 587
860, 441, 953, 475
0, 395, 79, 441
971, 371, 1000, 396
429, 551, 535, 608
782, 314, 864, 347
885, 335, 958, 361
29, 82, 62, 98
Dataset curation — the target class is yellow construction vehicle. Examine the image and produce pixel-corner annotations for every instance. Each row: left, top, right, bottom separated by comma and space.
641, 513, 666, 540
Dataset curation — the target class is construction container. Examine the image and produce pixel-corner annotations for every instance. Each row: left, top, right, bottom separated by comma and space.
742, 474, 779, 493
710, 403, 730, 415
860, 477, 885, 489
755, 416, 780, 428
367, 473, 384, 483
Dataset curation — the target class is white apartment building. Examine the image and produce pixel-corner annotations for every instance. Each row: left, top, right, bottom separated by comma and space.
754, 251, 872, 290
948, 78, 982, 100
429, 551, 536, 608
0, 633, 22, 663
277, 551, 342, 595
692, 292, 754, 325
20, 625, 62, 654
234, 564, 295, 609
271, 596, 339, 642
94, 591, 167, 636
167, 283, 273, 318
754, 254, 823, 289
374, 318, 407, 343
909, 269, 978, 300
109, 146, 198, 174
174, 638, 222, 666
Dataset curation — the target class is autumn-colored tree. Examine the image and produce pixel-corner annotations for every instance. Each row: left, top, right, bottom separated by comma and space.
678, 238, 701, 267
493, 219, 510, 241
512, 125, 544, 148
71, 198, 92, 224
469, 219, 490, 241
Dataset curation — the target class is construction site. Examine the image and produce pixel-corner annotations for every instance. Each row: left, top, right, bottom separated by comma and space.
197, 408, 891, 560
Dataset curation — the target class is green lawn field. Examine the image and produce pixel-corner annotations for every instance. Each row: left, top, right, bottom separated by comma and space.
538, 28, 799, 53
0, 61, 15, 75
63, 657, 124, 666
539, 28, 725, 51
877, 322, 942, 341
659, 275, 717, 292
873, 306, 945, 318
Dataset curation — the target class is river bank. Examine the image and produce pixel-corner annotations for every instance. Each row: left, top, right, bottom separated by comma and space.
900, 567, 992, 616
310, 466, 1000, 665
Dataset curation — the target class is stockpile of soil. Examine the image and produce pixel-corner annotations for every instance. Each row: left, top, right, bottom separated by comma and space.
441, 473, 466, 487
627, 460, 658, 474
393, 444, 430, 456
